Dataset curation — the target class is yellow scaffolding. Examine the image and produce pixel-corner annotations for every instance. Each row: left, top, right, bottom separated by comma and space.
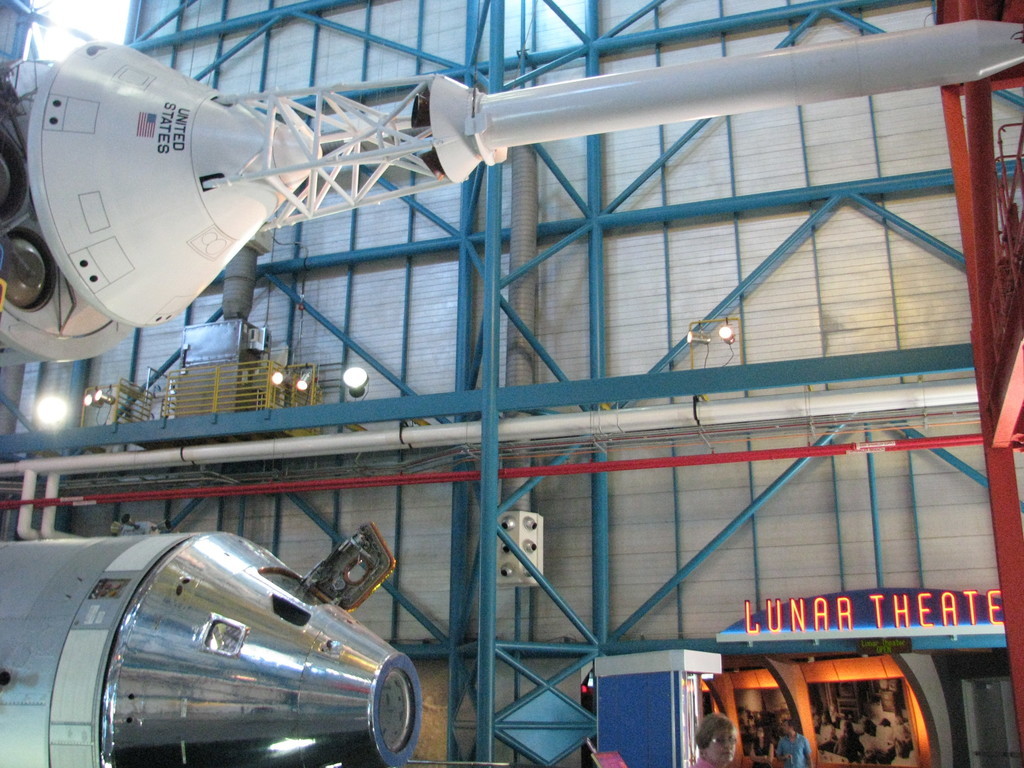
161, 360, 322, 420
80, 379, 156, 427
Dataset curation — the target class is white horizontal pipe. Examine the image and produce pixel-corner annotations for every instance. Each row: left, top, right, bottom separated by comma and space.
0, 380, 978, 479
472, 21, 1024, 154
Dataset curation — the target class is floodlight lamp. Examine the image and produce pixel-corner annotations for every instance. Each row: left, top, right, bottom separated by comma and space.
343, 366, 369, 399
295, 369, 313, 392
83, 386, 114, 407
687, 329, 711, 345
270, 369, 286, 387
718, 323, 737, 344
36, 394, 68, 427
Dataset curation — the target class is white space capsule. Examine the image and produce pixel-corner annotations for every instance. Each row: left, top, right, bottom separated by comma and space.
26, 43, 307, 329
2, 20, 1024, 363
0, 532, 421, 768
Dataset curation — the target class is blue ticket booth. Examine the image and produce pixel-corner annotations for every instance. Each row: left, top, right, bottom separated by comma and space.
595, 650, 721, 768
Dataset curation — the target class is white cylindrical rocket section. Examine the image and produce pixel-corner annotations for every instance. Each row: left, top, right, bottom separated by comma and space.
432, 20, 1024, 180
26, 43, 307, 328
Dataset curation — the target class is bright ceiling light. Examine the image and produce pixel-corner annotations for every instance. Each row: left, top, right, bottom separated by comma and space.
36, 394, 68, 426
718, 324, 736, 344
343, 366, 369, 399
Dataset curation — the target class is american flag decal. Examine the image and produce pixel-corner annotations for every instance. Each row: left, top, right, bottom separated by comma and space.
137, 112, 156, 137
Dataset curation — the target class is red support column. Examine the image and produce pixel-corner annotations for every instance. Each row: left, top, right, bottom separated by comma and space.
952, 74, 1024, 751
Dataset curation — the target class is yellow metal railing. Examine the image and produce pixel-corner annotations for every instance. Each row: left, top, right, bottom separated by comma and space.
161, 360, 322, 419
80, 379, 156, 426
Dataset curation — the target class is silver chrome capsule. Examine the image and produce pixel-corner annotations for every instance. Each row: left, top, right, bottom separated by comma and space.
0, 532, 421, 768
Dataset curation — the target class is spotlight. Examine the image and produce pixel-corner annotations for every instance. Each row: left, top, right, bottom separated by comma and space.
295, 369, 313, 392
718, 324, 736, 344
36, 394, 69, 427
343, 366, 369, 399
83, 387, 115, 407
687, 329, 711, 345
270, 369, 286, 386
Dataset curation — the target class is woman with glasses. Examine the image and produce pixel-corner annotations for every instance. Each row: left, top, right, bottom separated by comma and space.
694, 713, 739, 768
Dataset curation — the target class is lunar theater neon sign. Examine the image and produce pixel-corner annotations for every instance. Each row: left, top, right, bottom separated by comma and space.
717, 588, 1004, 641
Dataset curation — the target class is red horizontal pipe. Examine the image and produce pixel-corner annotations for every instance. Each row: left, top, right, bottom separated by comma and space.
0, 433, 982, 510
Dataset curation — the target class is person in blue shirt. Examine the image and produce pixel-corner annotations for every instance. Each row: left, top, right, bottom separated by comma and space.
775, 719, 813, 768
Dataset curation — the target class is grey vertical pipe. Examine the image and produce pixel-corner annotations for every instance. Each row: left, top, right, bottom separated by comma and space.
0, 364, 24, 434
222, 245, 259, 321
502, 144, 539, 505
505, 145, 538, 391
69, 358, 90, 432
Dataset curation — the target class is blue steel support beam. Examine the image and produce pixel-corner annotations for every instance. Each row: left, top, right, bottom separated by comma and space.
193, 20, 277, 82
0, 345, 974, 455
0, 0, 34, 15
476, 0, 505, 754
502, 224, 592, 289
848, 193, 966, 268
533, 145, 590, 215
0, 389, 31, 432
294, 11, 459, 69
611, 428, 843, 640
284, 491, 343, 543
583, 0, 612, 651
255, 171, 955, 275
500, 296, 570, 383
132, 0, 365, 50
167, 496, 207, 530
264, 274, 419, 397
649, 195, 845, 374
604, 118, 715, 215
906, 452, 925, 585
603, 0, 673, 38
0, 0, 33, 60
864, 432, 885, 587
830, 457, 848, 591
131, 0, 920, 75
539, 0, 589, 42
447, 478, 472, 757
524, 0, 916, 68
373, 177, 464, 237
498, 452, 582, 515
132, 0, 202, 43
901, 426, 989, 486
602, 10, 849, 217
284, 492, 451, 641
446, 149, 481, 759
494, 648, 597, 710
900, 427, 1024, 514
497, 527, 599, 644
826, 7, 886, 33
380, 578, 451, 643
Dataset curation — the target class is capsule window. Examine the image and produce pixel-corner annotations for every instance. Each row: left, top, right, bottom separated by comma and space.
271, 594, 311, 627
201, 615, 249, 656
